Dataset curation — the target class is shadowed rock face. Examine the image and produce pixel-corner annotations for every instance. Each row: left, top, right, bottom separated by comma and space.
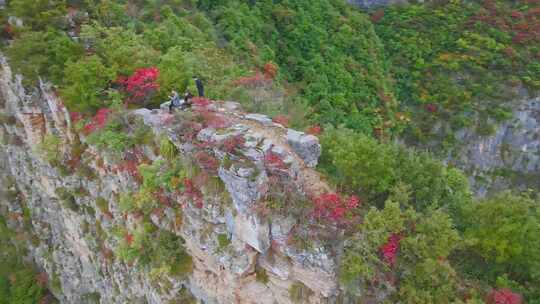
0, 56, 338, 304
448, 97, 540, 196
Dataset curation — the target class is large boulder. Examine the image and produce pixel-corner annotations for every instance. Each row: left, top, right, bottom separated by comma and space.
286, 129, 321, 167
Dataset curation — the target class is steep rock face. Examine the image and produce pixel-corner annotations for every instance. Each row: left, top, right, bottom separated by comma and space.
446, 97, 540, 196
0, 57, 342, 303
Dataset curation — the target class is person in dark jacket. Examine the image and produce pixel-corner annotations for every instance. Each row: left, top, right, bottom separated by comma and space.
193, 76, 204, 97
182, 91, 194, 109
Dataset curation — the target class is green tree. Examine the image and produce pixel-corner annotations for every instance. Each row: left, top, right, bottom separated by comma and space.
462, 192, 540, 284
61, 55, 116, 112
6, 30, 84, 86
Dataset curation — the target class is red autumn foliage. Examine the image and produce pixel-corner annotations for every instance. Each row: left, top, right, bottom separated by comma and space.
153, 188, 172, 207
124, 232, 134, 245
425, 103, 438, 113
35, 272, 48, 288
115, 148, 147, 183
370, 9, 385, 23
263, 62, 278, 79
182, 178, 203, 209
264, 151, 287, 171
83, 108, 110, 135
198, 109, 231, 129
486, 289, 523, 304
195, 151, 219, 171
312, 193, 360, 223
117, 67, 160, 103
272, 115, 290, 127
192, 97, 212, 107
70, 112, 83, 124
380, 233, 403, 267
306, 125, 322, 136
221, 135, 245, 153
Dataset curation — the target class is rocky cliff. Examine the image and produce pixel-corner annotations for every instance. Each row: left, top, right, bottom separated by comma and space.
447, 96, 540, 196
0, 57, 343, 304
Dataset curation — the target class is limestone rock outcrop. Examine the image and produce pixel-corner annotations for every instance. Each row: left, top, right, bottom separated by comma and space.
0, 56, 340, 304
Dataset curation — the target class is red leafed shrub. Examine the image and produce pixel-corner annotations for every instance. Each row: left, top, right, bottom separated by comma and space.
159, 113, 175, 125
425, 103, 438, 113
70, 112, 83, 124
264, 151, 287, 170
124, 232, 134, 245
183, 178, 203, 208
153, 188, 172, 207
221, 135, 245, 153
117, 67, 159, 104
370, 9, 385, 23
486, 289, 523, 304
192, 97, 212, 107
195, 151, 219, 171
312, 193, 361, 223
83, 108, 110, 134
510, 11, 524, 19
35, 272, 48, 288
115, 148, 146, 183
263, 62, 278, 79
380, 233, 403, 267
306, 125, 322, 136
199, 110, 231, 129
272, 115, 289, 127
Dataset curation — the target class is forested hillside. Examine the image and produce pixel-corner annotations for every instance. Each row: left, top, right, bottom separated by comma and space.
0, 0, 539, 303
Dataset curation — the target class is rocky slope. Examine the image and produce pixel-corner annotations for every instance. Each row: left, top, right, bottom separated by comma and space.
0, 56, 343, 304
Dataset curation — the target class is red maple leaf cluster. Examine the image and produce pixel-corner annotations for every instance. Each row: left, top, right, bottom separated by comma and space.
195, 151, 219, 171
117, 67, 160, 103
380, 233, 403, 267
312, 193, 360, 223
183, 178, 203, 208
124, 232, 134, 245
192, 97, 212, 107
221, 135, 245, 153
70, 112, 83, 124
264, 151, 287, 171
83, 108, 110, 134
425, 103, 438, 113
306, 125, 322, 136
198, 110, 231, 129
486, 289, 523, 304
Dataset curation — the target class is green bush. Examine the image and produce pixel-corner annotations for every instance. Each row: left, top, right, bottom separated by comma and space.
217, 233, 230, 250
6, 30, 84, 86
86, 119, 133, 153
319, 127, 471, 211
61, 55, 116, 113
37, 134, 61, 165
159, 137, 178, 162
95, 197, 109, 213
459, 191, 540, 298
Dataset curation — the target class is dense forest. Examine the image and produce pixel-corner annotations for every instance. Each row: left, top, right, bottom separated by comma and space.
0, 0, 539, 303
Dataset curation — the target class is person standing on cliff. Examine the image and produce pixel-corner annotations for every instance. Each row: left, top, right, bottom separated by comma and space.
193, 76, 204, 97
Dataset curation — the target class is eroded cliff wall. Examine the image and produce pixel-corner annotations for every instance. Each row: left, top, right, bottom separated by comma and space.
0, 57, 342, 304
